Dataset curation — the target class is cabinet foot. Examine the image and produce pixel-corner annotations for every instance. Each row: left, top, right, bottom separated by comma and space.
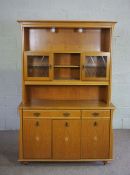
22, 161, 29, 165
103, 161, 108, 165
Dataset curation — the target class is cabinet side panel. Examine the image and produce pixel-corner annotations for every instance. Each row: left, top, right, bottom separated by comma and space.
18, 108, 23, 160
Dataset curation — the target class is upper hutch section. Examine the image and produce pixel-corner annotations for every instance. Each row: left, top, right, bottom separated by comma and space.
18, 20, 116, 52
18, 20, 116, 106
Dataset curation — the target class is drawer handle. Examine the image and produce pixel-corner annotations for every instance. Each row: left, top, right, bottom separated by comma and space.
94, 121, 98, 127
35, 121, 40, 127
92, 112, 99, 117
63, 112, 70, 117
33, 112, 40, 117
65, 122, 69, 127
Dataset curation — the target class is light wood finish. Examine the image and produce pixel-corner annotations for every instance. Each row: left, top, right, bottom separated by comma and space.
23, 118, 51, 159
25, 80, 109, 85
19, 158, 112, 162
18, 20, 116, 28
28, 85, 108, 101
27, 29, 110, 52
53, 120, 81, 159
21, 100, 115, 110
109, 110, 114, 159
82, 110, 110, 118
18, 107, 23, 159
23, 110, 81, 119
18, 20, 116, 163
81, 118, 110, 159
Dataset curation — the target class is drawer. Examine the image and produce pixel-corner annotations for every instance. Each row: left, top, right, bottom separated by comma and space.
23, 110, 81, 118
82, 110, 110, 118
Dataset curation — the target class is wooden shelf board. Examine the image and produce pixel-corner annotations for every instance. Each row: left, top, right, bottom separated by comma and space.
54, 65, 80, 68
18, 158, 112, 162
25, 50, 110, 54
25, 80, 109, 85
20, 100, 115, 110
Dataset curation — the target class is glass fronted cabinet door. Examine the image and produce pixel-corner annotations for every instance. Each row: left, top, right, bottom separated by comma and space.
81, 52, 110, 81
24, 52, 53, 80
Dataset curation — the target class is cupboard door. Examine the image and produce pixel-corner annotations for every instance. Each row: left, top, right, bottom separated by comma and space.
23, 118, 51, 159
53, 120, 81, 159
81, 118, 110, 159
24, 52, 53, 80
81, 52, 110, 81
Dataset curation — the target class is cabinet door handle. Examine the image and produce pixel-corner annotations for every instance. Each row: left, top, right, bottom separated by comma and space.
65, 122, 69, 127
82, 65, 85, 69
93, 121, 98, 127
63, 112, 70, 117
92, 112, 99, 117
49, 64, 52, 69
35, 121, 40, 127
33, 112, 40, 117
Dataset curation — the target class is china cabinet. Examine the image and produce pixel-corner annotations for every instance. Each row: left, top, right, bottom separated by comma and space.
18, 20, 116, 164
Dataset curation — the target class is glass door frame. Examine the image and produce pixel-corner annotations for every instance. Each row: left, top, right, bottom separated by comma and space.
24, 51, 53, 81
81, 52, 110, 81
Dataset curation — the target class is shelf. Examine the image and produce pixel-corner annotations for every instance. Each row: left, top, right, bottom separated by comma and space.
54, 65, 80, 68
54, 78, 79, 80
24, 80, 109, 85
21, 100, 115, 110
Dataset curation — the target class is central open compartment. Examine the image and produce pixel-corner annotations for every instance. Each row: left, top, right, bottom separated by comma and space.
54, 53, 80, 80
25, 85, 108, 106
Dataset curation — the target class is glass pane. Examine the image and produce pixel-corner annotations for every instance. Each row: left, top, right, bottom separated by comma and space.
84, 56, 107, 78
27, 56, 49, 77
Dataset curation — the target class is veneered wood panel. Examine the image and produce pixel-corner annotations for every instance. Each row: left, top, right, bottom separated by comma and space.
101, 29, 110, 52
23, 109, 81, 118
53, 120, 81, 159
82, 110, 110, 118
28, 85, 108, 101
23, 118, 51, 159
29, 29, 101, 51
54, 53, 80, 66
81, 118, 110, 159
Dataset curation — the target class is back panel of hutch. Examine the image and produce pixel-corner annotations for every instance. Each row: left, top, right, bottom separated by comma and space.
18, 20, 116, 164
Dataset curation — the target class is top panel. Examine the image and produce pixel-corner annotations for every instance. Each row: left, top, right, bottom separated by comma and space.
18, 20, 116, 28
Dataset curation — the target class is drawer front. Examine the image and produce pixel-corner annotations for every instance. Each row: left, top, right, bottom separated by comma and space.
82, 110, 110, 118
23, 110, 81, 118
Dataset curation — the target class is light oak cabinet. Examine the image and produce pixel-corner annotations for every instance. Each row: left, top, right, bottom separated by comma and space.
18, 20, 116, 163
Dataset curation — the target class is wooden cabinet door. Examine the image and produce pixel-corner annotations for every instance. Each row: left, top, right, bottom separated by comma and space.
23, 118, 51, 159
24, 52, 53, 81
81, 118, 110, 159
53, 120, 81, 159
81, 52, 110, 81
